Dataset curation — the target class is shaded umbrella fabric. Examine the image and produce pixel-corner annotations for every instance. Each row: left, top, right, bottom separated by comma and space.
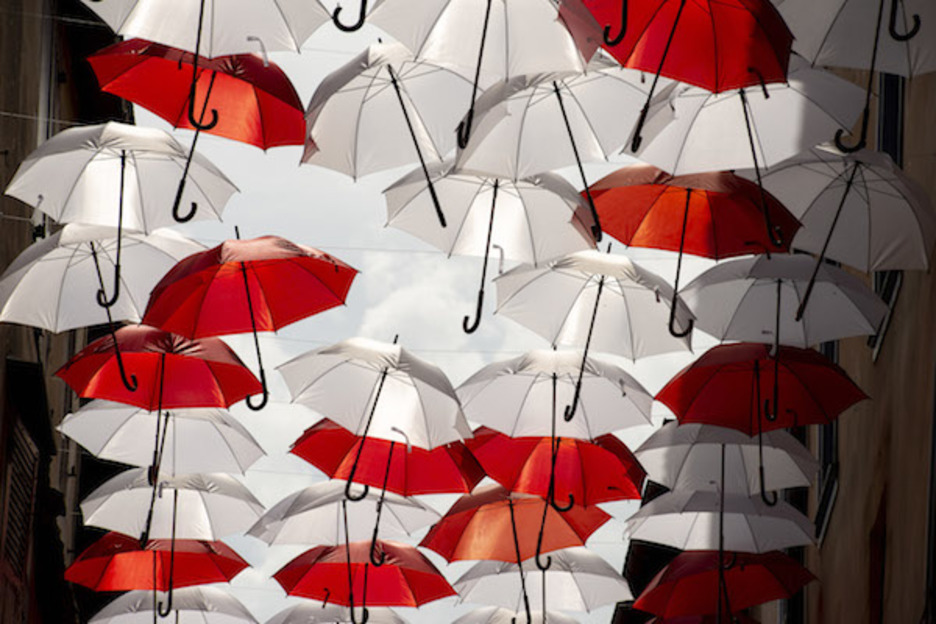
88, 38, 305, 149
453, 607, 579, 624
90, 587, 257, 623
65, 532, 248, 591
466, 427, 645, 505
456, 349, 653, 439
265, 604, 408, 624
623, 540, 682, 598
419, 484, 610, 562
55, 325, 262, 409
273, 540, 456, 606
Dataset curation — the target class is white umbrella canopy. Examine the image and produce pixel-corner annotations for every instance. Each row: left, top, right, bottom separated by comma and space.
277, 337, 473, 449
80, 469, 265, 540
454, 547, 632, 612
680, 254, 888, 347
79, 0, 329, 56
58, 400, 265, 474
246, 480, 440, 545
453, 606, 579, 624
265, 604, 407, 624
4, 122, 237, 232
0, 225, 204, 333
456, 349, 653, 439
495, 250, 694, 360
634, 422, 819, 495
751, 143, 936, 272
632, 56, 865, 175
624, 490, 815, 553
90, 587, 257, 624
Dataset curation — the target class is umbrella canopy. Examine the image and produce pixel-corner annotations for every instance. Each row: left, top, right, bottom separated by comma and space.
456, 349, 654, 439
247, 480, 440, 545
290, 419, 484, 496
65, 532, 248, 591
0, 224, 204, 333
81, 469, 265, 540
453, 607, 579, 624
4, 121, 236, 231
624, 490, 815, 553
273, 540, 456, 607
55, 325, 262, 410
635, 422, 819, 495
466, 427, 646, 506
265, 604, 408, 624
90, 587, 257, 624
88, 38, 305, 149
680, 255, 888, 347
418, 484, 610, 563
454, 547, 632, 611
634, 550, 815, 618
59, 400, 264, 474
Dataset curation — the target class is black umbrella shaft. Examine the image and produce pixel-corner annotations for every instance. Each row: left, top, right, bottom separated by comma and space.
552, 81, 602, 241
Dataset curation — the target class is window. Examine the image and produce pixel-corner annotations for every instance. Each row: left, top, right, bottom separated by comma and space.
815, 341, 840, 543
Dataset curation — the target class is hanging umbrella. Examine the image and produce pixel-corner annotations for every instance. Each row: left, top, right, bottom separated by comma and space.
624, 490, 815, 553
590, 165, 800, 335
143, 234, 358, 410
80, 468, 264, 541
453, 607, 579, 624
384, 160, 597, 332
633, 550, 815, 619
266, 604, 408, 624
289, 419, 484, 497
59, 400, 264, 474
247, 480, 440, 545
635, 422, 819, 495
90, 587, 257, 624
0, 224, 204, 333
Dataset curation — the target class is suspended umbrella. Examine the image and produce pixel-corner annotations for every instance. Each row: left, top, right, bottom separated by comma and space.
635, 422, 819, 495
0, 224, 204, 333
4, 121, 236, 307
624, 540, 682, 599
58, 400, 264, 474
454, 607, 578, 624
590, 165, 800, 335
454, 60, 675, 239
266, 604, 408, 624
90, 587, 257, 624
780, 0, 936, 152
290, 419, 484, 497
246, 479, 440, 545
143, 234, 358, 411
384, 160, 597, 332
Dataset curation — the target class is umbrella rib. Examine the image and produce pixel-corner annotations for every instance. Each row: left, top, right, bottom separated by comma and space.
813, 0, 852, 67
251, 77, 268, 148
58, 147, 113, 223
562, 76, 609, 158
52, 242, 86, 329
510, 375, 544, 437
670, 92, 710, 173
127, 150, 152, 233
450, 177, 490, 256
352, 68, 387, 181
270, 0, 303, 53
707, 0, 719, 94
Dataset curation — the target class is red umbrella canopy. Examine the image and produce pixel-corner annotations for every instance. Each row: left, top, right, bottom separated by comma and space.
648, 613, 761, 623
88, 38, 305, 150
419, 484, 610, 563
273, 540, 456, 607
581, 0, 793, 93
65, 532, 248, 591
55, 325, 262, 409
590, 165, 800, 259
143, 236, 358, 339
656, 343, 868, 434
290, 418, 485, 496
466, 426, 645, 506
634, 550, 815, 618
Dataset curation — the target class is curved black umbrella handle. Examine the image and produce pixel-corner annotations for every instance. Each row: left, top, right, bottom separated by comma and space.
187, 90, 218, 131
464, 180, 499, 334
245, 369, 269, 411
369, 527, 386, 567
156, 490, 179, 617
668, 192, 694, 338
756, 408, 778, 507
186, 0, 218, 131
113, 338, 139, 392
760, 468, 779, 506
240, 260, 269, 412
667, 298, 693, 338
564, 275, 605, 421
457, 110, 474, 150
563, 378, 582, 422
603, 0, 627, 46
172, 127, 202, 224
738, 89, 785, 247
833, 124, 868, 154
463, 291, 484, 334
838, 0, 885, 152
96, 273, 121, 308
333, 0, 368, 32
97, 150, 127, 308
344, 470, 371, 502
551, 491, 574, 512
350, 607, 370, 624
889, 0, 920, 40
721, 551, 737, 570
552, 82, 602, 242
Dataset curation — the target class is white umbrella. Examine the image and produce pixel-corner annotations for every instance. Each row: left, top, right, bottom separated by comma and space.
384, 159, 597, 332
246, 480, 440, 545
454, 547, 632, 612
453, 606, 579, 624
680, 254, 888, 347
81, 468, 264, 541
91, 587, 257, 624
456, 349, 653, 439
265, 604, 407, 624
58, 400, 265, 474
624, 490, 815, 553
0, 225, 204, 333
635, 422, 819, 495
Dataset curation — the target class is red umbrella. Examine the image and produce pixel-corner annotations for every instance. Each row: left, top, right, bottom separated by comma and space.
465, 426, 645, 506
143, 235, 358, 410
648, 613, 761, 623
634, 550, 815, 619
64, 532, 248, 592
589, 165, 799, 337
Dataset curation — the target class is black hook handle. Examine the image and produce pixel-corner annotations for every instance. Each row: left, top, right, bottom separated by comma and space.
187, 94, 218, 131
463, 290, 484, 334
156, 589, 173, 617
245, 368, 269, 411
369, 529, 386, 567
563, 379, 582, 422
667, 298, 693, 338
552, 82, 602, 242
833, 127, 867, 154
464, 179, 498, 334
112, 337, 138, 392
457, 110, 474, 149
172, 179, 198, 223
739, 89, 785, 248
630, 103, 650, 153
349, 606, 370, 624
157, 490, 179, 617
96, 272, 121, 307
889, 0, 920, 40
760, 483, 779, 506
721, 551, 737, 570
332, 0, 368, 32
551, 492, 574, 513
603, 0, 627, 45
344, 477, 370, 502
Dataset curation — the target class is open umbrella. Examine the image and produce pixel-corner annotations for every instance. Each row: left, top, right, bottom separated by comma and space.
453, 607, 579, 624
265, 604, 408, 624
90, 587, 256, 624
